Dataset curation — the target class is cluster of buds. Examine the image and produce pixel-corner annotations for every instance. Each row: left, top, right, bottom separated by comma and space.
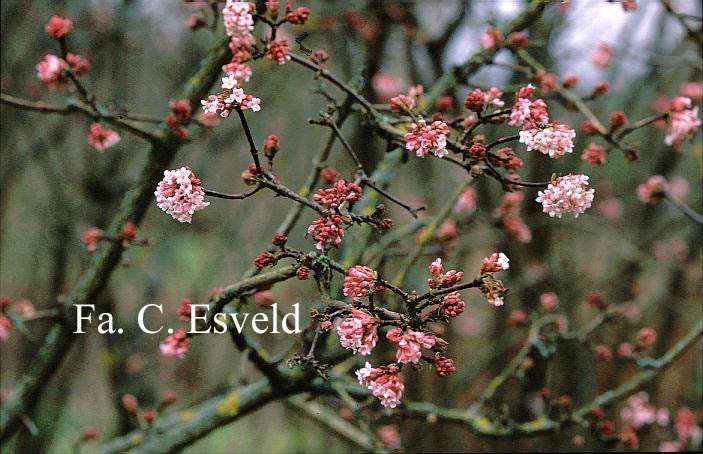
386, 327, 436, 364
166, 99, 192, 140
176, 298, 204, 321
36, 53, 90, 91
313, 179, 362, 209
336, 309, 379, 355
427, 258, 464, 289
463, 87, 505, 112
438, 292, 465, 317
265, 40, 292, 65
480, 252, 510, 274
499, 192, 532, 243
637, 175, 668, 204
342, 265, 379, 297
159, 328, 189, 358
581, 143, 607, 166
356, 362, 404, 408
263, 134, 280, 163
306, 215, 347, 250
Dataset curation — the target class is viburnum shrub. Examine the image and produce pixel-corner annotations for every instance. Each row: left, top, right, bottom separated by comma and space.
0, 1, 701, 452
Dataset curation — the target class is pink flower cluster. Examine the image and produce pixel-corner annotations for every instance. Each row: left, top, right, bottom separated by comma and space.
336, 309, 378, 355
404, 119, 449, 158
637, 175, 667, 204
36, 54, 67, 90
464, 87, 505, 111
201, 75, 261, 117
356, 362, 404, 408
479, 27, 504, 49
159, 329, 189, 358
265, 40, 291, 65
81, 227, 105, 253
536, 174, 594, 218
343, 265, 378, 297
480, 252, 510, 274
306, 215, 346, 250
508, 84, 549, 128
427, 258, 464, 289
519, 121, 576, 158
223, 1, 254, 38
621, 392, 669, 429
45, 15, 73, 39
439, 292, 465, 317
581, 142, 607, 166
665, 97, 700, 147
386, 327, 436, 364
154, 166, 210, 223
87, 122, 120, 151
313, 179, 363, 209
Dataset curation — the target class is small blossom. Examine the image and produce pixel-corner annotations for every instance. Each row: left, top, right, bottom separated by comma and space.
36, 54, 67, 90
435, 96, 453, 113
254, 251, 277, 269
390, 94, 416, 113
263, 134, 280, 161
45, 15, 73, 38
65, 53, 90, 75
81, 227, 105, 253
637, 175, 667, 204
154, 167, 210, 223
265, 40, 291, 65
142, 409, 157, 425
307, 215, 346, 250
386, 327, 436, 364
404, 119, 449, 158
311, 48, 329, 63
433, 354, 456, 376
562, 73, 579, 88
467, 142, 487, 160
479, 27, 504, 49
159, 328, 189, 358
320, 167, 338, 184
272, 232, 287, 247
591, 42, 612, 68
313, 179, 362, 209
621, 392, 657, 428
610, 111, 628, 128
587, 292, 607, 309
665, 105, 700, 148
581, 143, 607, 166
454, 188, 476, 213
507, 31, 528, 48
534, 69, 557, 93
638, 327, 657, 346
337, 309, 378, 355
581, 119, 600, 135
593, 81, 609, 97
439, 292, 465, 317
88, 123, 120, 151
618, 342, 634, 358
536, 174, 594, 218
356, 362, 404, 408
377, 425, 401, 448
296, 266, 310, 280
176, 298, 203, 321
240, 163, 259, 185
286, 6, 311, 25
464, 88, 486, 112
519, 121, 575, 158
0, 315, 11, 341
121, 394, 139, 413
343, 265, 378, 297
593, 344, 613, 361
481, 252, 510, 274
481, 279, 507, 307
438, 221, 458, 243
540, 292, 559, 310
507, 309, 528, 327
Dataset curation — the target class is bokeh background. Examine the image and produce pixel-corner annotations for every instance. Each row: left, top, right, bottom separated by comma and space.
1, 0, 701, 452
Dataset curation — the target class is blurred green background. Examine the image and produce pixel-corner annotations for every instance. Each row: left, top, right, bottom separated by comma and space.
1, 0, 701, 452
